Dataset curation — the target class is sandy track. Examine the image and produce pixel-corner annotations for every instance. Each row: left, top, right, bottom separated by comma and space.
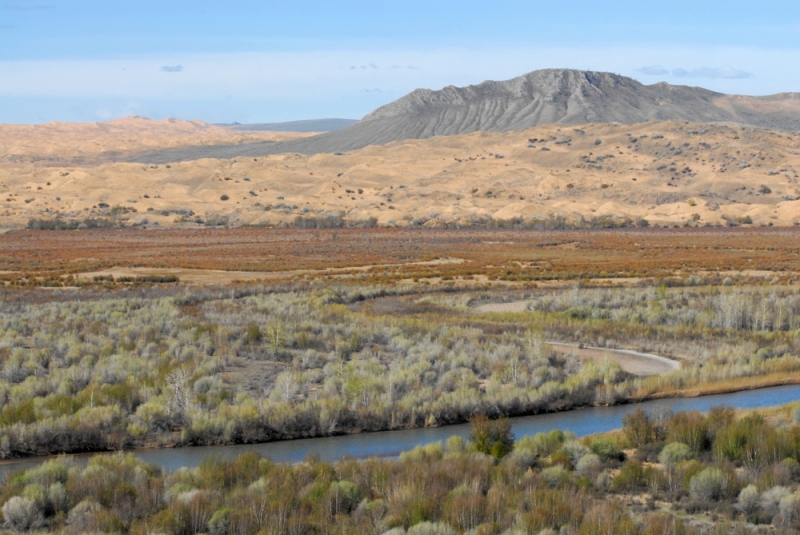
75, 258, 465, 284
474, 300, 680, 376
548, 342, 680, 376
474, 301, 531, 313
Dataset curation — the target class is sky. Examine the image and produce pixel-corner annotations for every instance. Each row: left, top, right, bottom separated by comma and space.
0, 1, 798, 124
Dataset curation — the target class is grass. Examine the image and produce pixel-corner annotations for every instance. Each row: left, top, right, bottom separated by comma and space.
2, 227, 800, 287
635, 371, 800, 400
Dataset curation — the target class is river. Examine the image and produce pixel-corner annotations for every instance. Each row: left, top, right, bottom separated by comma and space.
2, 384, 799, 478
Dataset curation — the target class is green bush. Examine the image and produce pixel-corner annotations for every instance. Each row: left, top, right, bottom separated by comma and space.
468, 415, 514, 459
612, 460, 646, 492
659, 442, 692, 471
590, 437, 625, 461
689, 467, 727, 501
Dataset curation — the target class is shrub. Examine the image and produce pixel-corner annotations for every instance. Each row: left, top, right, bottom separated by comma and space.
791, 404, 800, 424
622, 407, 655, 447
2, 496, 44, 532
576, 453, 602, 477
541, 465, 570, 488
779, 492, 800, 525
659, 442, 692, 471
66, 499, 102, 533
220, 195, 229, 201
689, 467, 727, 501
400, 442, 443, 463
595, 470, 612, 490
406, 523, 458, 535
468, 415, 514, 459
506, 448, 537, 470
668, 411, 709, 452
515, 430, 566, 458
328, 480, 362, 515
737, 484, 760, 515
760, 486, 791, 517
562, 439, 591, 465
245, 323, 262, 343
445, 436, 464, 456
635, 442, 664, 463
612, 460, 646, 492
590, 437, 624, 462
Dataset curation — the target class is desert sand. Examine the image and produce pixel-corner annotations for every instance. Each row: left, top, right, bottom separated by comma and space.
0, 116, 311, 168
1, 119, 799, 229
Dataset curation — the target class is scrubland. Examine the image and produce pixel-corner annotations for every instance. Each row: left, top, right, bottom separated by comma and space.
4, 402, 800, 533
2, 276, 800, 460
2, 227, 800, 285
2, 227, 800, 534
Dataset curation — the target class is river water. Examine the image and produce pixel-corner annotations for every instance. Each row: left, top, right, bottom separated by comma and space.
2, 385, 799, 477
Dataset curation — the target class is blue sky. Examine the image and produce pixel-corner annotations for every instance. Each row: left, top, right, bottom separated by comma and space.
0, 0, 798, 123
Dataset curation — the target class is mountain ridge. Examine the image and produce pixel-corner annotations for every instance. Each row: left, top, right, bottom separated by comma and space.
119, 68, 800, 163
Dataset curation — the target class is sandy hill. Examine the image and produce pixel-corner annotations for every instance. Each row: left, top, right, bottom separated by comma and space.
126, 69, 800, 164
2, 120, 799, 229
0, 116, 311, 168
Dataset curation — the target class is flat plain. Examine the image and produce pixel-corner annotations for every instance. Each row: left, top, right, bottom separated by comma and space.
2, 227, 800, 284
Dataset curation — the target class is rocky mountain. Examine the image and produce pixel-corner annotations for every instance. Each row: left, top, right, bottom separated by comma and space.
130, 69, 800, 163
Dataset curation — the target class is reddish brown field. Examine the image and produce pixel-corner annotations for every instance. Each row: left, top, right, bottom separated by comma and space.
2, 227, 800, 283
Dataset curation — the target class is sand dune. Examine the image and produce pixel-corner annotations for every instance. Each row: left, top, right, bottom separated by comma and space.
0, 116, 311, 168
1, 120, 798, 229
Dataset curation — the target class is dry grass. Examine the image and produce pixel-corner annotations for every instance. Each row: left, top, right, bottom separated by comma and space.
633, 371, 800, 401
3, 227, 800, 286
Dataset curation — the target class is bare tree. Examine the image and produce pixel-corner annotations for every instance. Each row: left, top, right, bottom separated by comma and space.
266, 321, 286, 356
274, 371, 300, 402
167, 369, 193, 425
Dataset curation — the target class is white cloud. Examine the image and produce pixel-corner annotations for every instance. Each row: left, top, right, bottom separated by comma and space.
0, 45, 794, 117
637, 65, 669, 76
672, 66, 753, 79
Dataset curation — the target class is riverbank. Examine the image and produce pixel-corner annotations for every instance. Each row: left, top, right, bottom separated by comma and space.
3, 281, 800, 480
7, 393, 800, 535
633, 370, 800, 400
0, 347, 795, 468
3, 383, 800, 479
